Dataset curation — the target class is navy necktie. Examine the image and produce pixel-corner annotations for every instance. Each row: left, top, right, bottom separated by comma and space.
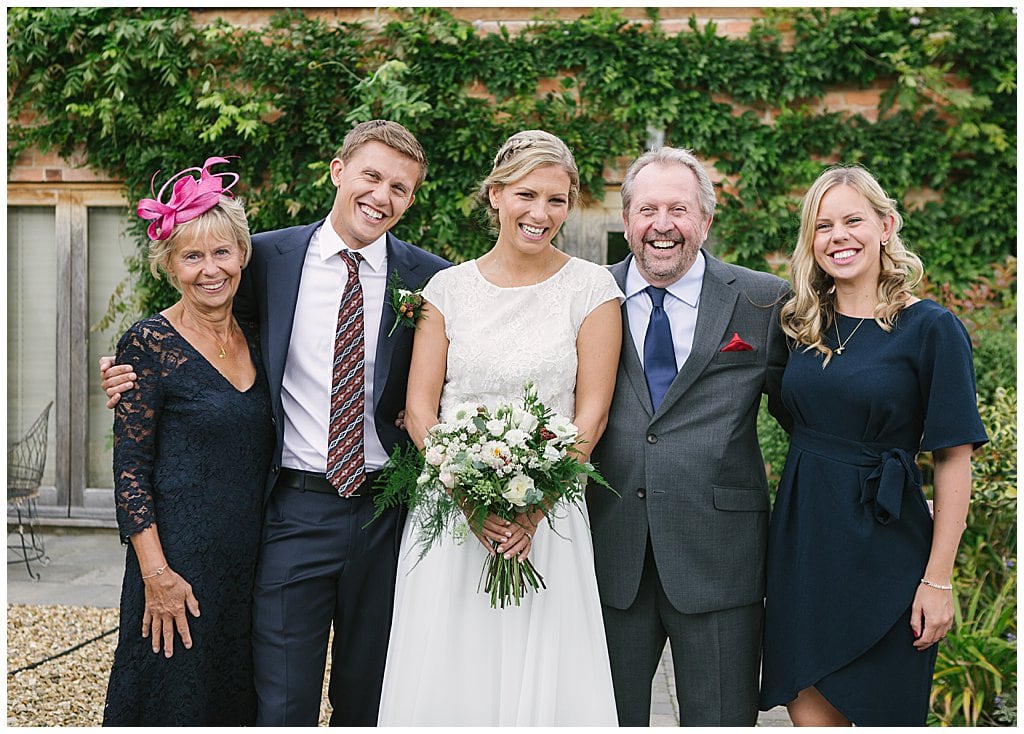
643, 286, 677, 410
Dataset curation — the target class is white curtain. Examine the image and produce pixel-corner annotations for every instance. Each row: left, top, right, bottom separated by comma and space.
86, 208, 135, 488
7, 207, 58, 487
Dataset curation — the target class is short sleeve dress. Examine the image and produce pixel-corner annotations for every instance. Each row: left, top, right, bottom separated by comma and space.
759, 300, 988, 725
103, 314, 274, 726
377, 257, 624, 726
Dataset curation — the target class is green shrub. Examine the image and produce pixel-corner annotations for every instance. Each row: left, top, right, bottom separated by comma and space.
930, 561, 1017, 726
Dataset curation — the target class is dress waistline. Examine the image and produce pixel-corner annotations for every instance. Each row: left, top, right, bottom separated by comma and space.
790, 425, 923, 526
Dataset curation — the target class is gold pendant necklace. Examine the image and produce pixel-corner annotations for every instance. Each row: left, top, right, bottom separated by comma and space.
834, 317, 866, 355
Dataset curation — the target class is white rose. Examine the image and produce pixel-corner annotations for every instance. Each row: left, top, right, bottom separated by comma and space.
502, 474, 535, 507
439, 471, 456, 489
425, 445, 445, 466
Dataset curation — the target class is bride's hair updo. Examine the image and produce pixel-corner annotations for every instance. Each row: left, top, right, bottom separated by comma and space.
476, 130, 580, 228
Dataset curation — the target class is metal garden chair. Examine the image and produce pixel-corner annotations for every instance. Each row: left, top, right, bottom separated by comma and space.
8, 401, 53, 579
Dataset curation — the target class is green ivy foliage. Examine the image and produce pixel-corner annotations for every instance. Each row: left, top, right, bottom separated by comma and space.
7, 6, 1017, 322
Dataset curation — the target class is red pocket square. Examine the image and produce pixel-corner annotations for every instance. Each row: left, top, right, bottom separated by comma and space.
721, 332, 754, 352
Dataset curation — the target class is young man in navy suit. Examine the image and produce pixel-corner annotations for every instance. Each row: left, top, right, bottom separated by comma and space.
102, 120, 449, 725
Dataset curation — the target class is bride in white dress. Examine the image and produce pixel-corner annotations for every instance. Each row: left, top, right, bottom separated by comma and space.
377, 130, 623, 726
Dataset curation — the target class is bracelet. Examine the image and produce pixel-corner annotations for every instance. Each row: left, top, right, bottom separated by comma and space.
141, 564, 168, 580
920, 578, 953, 591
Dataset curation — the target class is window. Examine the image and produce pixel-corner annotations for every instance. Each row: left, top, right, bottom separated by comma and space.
6, 186, 133, 518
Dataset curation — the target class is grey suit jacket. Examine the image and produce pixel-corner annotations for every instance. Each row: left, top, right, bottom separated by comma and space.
587, 250, 790, 615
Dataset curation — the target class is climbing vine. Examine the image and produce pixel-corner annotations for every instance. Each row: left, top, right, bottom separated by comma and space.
7, 6, 1016, 318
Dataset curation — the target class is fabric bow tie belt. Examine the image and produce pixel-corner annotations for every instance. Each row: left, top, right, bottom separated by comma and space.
789, 425, 923, 525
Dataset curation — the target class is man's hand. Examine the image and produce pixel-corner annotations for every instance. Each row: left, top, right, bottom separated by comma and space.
100, 356, 136, 409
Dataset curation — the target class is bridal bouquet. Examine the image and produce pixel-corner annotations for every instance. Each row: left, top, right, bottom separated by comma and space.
372, 382, 613, 608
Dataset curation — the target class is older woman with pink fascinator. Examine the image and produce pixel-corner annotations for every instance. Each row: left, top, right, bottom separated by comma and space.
103, 158, 274, 725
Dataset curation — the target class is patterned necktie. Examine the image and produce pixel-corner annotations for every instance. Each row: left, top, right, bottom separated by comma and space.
326, 249, 365, 496
644, 286, 678, 411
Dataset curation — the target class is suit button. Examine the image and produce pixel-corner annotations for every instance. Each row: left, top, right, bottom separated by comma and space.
271, 465, 280, 474
646, 434, 658, 444
636, 487, 646, 499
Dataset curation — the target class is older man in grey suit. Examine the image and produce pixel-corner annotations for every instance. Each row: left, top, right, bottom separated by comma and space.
587, 147, 791, 726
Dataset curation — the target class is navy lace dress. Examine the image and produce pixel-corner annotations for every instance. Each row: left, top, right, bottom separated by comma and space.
759, 300, 988, 725
103, 314, 274, 726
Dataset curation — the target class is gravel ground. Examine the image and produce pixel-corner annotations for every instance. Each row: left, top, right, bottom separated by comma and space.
6, 604, 333, 726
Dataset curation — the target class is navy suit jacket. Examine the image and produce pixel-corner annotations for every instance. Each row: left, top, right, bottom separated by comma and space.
234, 219, 450, 499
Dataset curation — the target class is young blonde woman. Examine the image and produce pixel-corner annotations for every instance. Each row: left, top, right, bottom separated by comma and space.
758, 166, 987, 726
377, 130, 623, 725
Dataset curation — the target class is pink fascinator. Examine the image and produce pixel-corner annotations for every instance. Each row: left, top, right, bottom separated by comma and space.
137, 156, 240, 241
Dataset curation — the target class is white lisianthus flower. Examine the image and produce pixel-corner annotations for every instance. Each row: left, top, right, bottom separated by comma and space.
503, 428, 529, 447
509, 406, 539, 434
546, 415, 578, 445
425, 445, 445, 467
502, 474, 535, 507
439, 471, 456, 489
543, 444, 563, 463
485, 418, 506, 437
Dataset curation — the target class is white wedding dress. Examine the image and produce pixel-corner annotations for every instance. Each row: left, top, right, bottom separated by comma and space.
377, 257, 622, 726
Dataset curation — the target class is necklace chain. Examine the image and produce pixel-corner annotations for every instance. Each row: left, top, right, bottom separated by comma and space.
833, 317, 866, 355
178, 303, 235, 359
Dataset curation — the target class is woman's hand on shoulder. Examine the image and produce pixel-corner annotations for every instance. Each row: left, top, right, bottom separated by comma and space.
100, 356, 136, 409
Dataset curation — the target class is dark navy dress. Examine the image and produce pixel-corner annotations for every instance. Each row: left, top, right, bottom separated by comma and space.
759, 300, 987, 725
103, 314, 274, 726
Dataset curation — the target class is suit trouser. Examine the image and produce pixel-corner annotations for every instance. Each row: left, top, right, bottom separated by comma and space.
601, 541, 763, 726
251, 479, 401, 726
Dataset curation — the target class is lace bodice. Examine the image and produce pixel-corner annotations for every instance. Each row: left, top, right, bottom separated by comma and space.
423, 257, 623, 421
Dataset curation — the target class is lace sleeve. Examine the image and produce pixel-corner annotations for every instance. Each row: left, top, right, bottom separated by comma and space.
112, 322, 165, 544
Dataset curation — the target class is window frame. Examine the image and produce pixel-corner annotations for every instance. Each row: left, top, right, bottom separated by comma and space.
8, 183, 127, 519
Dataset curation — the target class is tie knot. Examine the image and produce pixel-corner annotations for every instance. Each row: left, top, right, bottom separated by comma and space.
342, 249, 363, 276
646, 286, 668, 308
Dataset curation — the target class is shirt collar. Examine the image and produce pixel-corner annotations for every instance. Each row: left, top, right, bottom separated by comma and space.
318, 220, 388, 273
625, 250, 706, 308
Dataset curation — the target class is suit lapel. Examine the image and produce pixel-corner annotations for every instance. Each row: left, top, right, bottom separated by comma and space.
263, 221, 320, 408
610, 257, 656, 416
373, 233, 426, 405
654, 250, 738, 416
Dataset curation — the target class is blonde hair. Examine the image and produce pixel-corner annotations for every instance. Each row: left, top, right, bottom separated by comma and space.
334, 119, 428, 192
476, 130, 580, 229
149, 196, 252, 291
780, 165, 924, 365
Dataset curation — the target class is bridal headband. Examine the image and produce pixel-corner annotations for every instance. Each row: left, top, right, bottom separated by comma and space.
136, 156, 239, 241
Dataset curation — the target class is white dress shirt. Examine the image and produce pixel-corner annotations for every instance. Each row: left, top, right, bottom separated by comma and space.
625, 251, 706, 372
280, 222, 390, 473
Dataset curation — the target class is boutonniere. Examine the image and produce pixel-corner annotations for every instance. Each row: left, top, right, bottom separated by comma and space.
721, 332, 754, 352
386, 272, 426, 337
